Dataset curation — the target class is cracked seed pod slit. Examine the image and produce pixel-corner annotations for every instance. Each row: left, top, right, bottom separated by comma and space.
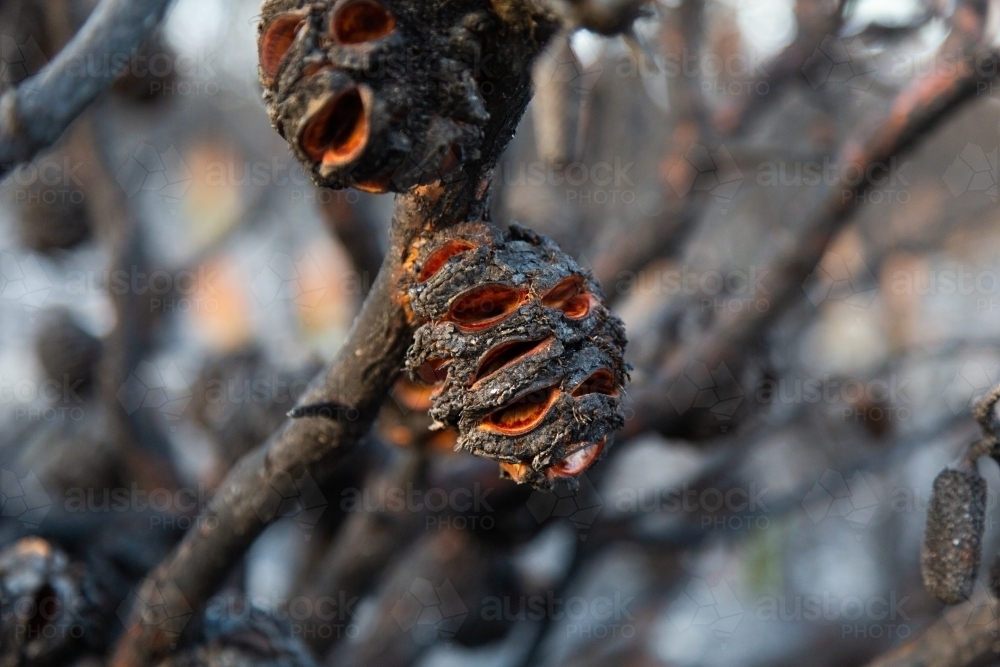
257, 0, 494, 192
403, 222, 628, 490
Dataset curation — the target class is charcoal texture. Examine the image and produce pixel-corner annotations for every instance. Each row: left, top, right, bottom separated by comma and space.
256, 0, 544, 192
921, 467, 988, 604
403, 222, 627, 490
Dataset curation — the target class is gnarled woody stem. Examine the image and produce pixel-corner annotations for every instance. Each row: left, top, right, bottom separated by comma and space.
109, 181, 488, 665
111, 2, 561, 659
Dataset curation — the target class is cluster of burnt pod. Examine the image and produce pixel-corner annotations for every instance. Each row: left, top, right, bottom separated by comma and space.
257, 0, 492, 192
400, 223, 628, 490
922, 387, 1000, 604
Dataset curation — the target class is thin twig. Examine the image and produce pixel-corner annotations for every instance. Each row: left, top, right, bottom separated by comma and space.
631, 0, 998, 436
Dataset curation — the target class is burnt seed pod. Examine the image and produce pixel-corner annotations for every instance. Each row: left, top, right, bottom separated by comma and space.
921, 467, 988, 604
256, 0, 494, 192
403, 222, 628, 490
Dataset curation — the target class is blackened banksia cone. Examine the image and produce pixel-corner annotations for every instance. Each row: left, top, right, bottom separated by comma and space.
403, 222, 628, 490
921, 466, 988, 604
257, 0, 497, 192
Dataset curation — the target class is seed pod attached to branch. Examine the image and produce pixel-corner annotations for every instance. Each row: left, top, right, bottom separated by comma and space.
921, 465, 988, 604
403, 222, 628, 490
257, 0, 494, 193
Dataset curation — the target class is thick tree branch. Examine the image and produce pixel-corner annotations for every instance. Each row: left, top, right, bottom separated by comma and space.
109, 183, 471, 666
0, 0, 172, 175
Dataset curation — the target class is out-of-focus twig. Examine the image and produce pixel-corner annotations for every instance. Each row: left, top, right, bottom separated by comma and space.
328, 526, 512, 667
590, 0, 713, 289
631, 0, 998, 437
0, 0, 172, 176
296, 447, 426, 657
716, 0, 848, 135
317, 194, 385, 299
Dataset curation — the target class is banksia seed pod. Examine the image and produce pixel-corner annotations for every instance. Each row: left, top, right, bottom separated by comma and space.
256, 0, 491, 193
403, 222, 628, 490
921, 467, 988, 604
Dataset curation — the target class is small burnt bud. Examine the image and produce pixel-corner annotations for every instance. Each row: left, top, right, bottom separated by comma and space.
34, 308, 102, 394
16, 181, 91, 254
403, 222, 628, 490
113, 31, 177, 101
921, 466, 988, 604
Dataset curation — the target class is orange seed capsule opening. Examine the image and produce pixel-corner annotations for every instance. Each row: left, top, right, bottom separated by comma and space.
300, 87, 371, 167
482, 387, 558, 435
259, 13, 305, 81
446, 283, 523, 330
332, 0, 396, 44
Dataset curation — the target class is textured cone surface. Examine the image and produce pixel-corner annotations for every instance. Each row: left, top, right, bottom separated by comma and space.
921, 467, 988, 604
256, 0, 495, 192
404, 222, 628, 490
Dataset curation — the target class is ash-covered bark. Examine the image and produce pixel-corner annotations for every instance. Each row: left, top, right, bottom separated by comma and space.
403, 222, 628, 489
